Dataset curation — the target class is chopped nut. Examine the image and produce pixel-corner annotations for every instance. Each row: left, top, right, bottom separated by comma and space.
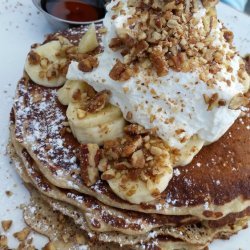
85, 90, 110, 113
78, 56, 99, 72
28, 50, 40, 65
122, 136, 143, 157
131, 150, 145, 168
223, 30, 234, 43
42, 242, 56, 250
109, 60, 133, 81
150, 146, 163, 156
101, 169, 116, 180
1, 220, 12, 232
40, 57, 49, 69
78, 144, 100, 186
203, 93, 219, 110
229, 94, 249, 110
46, 65, 59, 80
109, 38, 124, 51
114, 161, 132, 170
5, 190, 13, 197
150, 49, 168, 77
13, 227, 31, 241
98, 158, 108, 172
0, 235, 7, 247
126, 111, 133, 120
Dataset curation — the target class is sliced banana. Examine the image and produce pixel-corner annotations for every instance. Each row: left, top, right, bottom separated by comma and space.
172, 135, 205, 167
25, 39, 71, 87
57, 80, 88, 105
78, 24, 99, 54
100, 135, 173, 204
67, 102, 125, 145
106, 164, 173, 204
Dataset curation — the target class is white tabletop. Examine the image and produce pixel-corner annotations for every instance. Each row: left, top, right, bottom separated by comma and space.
0, 1, 249, 249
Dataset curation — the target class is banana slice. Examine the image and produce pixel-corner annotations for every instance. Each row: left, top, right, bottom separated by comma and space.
100, 133, 173, 204
106, 164, 173, 204
57, 80, 88, 105
172, 135, 205, 167
78, 24, 99, 54
25, 39, 71, 87
67, 102, 125, 145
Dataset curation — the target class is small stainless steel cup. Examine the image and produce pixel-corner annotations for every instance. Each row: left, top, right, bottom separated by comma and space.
32, 0, 106, 30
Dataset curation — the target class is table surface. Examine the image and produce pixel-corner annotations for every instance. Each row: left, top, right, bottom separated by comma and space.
0, 1, 250, 249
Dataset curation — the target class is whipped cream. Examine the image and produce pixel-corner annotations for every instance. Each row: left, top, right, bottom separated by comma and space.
67, 0, 247, 155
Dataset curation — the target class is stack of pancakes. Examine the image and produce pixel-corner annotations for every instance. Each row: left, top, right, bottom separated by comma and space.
8, 24, 250, 249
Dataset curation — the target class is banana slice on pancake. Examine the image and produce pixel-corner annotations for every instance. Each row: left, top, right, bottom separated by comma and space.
57, 80, 89, 105
67, 102, 125, 145
25, 38, 71, 87
58, 80, 126, 145
99, 131, 173, 204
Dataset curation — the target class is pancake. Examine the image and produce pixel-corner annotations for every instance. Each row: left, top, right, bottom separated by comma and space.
10, 142, 249, 250
13, 67, 250, 219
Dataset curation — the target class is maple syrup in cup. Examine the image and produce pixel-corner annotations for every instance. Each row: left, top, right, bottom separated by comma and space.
42, 0, 106, 22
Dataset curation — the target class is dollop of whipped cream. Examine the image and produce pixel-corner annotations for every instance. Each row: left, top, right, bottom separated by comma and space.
67, 0, 249, 160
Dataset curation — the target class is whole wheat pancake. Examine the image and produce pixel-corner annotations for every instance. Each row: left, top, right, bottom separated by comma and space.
13, 67, 250, 218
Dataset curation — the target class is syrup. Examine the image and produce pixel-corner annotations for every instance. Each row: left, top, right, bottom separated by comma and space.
42, 0, 106, 22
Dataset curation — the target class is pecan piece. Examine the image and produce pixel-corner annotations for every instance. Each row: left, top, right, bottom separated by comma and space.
131, 149, 145, 168
78, 144, 100, 186
1, 220, 12, 232
78, 56, 99, 72
122, 135, 143, 157
109, 60, 133, 81
109, 38, 124, 51
86, 90, 111, 113
150, 49, 168, 77
124, 124, 148, 135
28, 50, 40, 65
13, 227, 31, 241
229, 94, 249, 110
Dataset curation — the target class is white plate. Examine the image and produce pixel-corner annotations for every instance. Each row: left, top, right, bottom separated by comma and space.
0, 1, 249, 249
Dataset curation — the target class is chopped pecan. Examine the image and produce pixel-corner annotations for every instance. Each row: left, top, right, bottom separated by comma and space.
1, 220, 12, 232
28, 50, 40, 65
104, 139, 122, 160
109, 38, 124, 51
244, 55, 250, 75
150, 49, 168, 77
78, 144, 100, 186
13, 227, 31, 241
0, 235, 7, 248
134, 41, 149, 56
101, 169, 116, 180
223, 30, 234, 44
85, 90, 110, 113
124, 124, 149, 135
109, 60, 133, 81
42, 242, 56, 250
78, 56, 99, 72
229, 94, 249, 110
122, 135, 143, 157
131, 149, 145, 168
